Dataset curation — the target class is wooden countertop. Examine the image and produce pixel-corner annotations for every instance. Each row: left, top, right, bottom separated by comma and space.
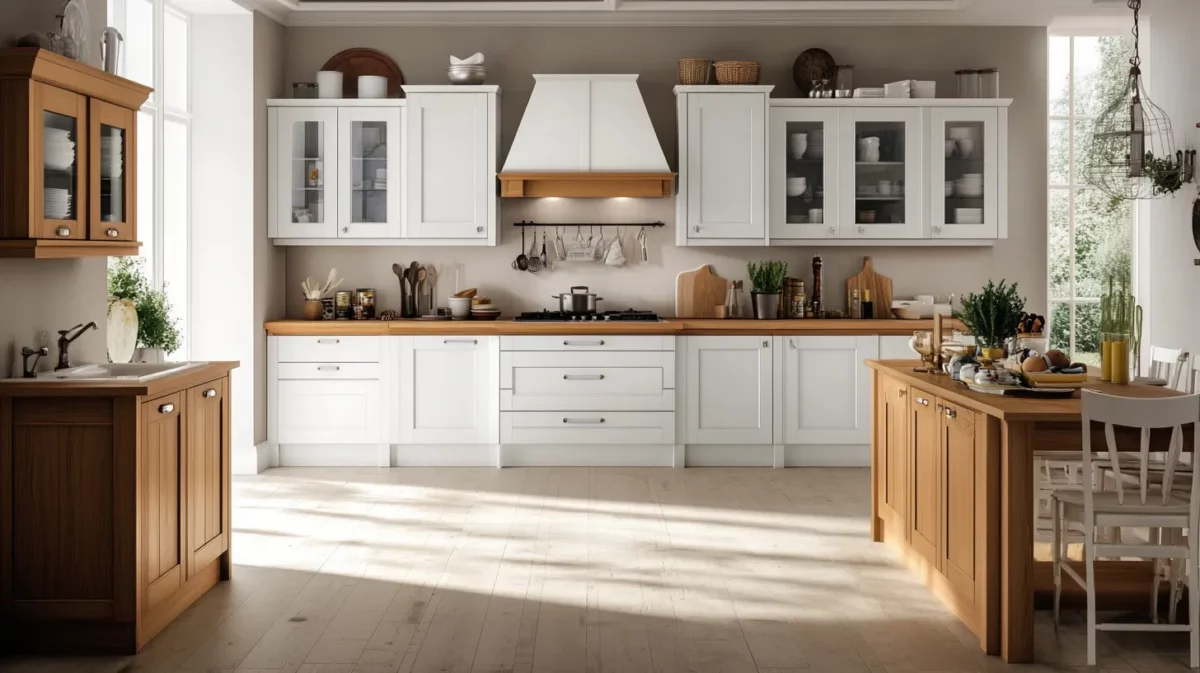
264, 318, 963, 337
868, 359, 1187, 422
0, 361, 238, 398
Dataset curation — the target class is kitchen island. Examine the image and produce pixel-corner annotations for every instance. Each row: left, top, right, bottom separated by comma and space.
867, 359, 1189, 664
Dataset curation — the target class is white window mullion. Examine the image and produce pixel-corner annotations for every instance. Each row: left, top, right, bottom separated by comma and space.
153, 0, 165, 293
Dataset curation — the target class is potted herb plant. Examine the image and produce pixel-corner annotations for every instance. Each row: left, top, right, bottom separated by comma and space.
953, 279, 1025, 361
108, 257, 182, 363
747, 261, 788, 320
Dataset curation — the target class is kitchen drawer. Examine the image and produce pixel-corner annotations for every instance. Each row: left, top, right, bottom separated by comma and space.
277, 362, 382, 380
277, 336, 382, 363
277, 379, 381, 444
500, 351, 676, 388
501, 412, 675, 444
502, 366, 673, 412
500, 335, 675, 352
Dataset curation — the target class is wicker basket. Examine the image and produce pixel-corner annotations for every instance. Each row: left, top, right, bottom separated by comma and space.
714, 61, 761, 85
677, 58, 712, 85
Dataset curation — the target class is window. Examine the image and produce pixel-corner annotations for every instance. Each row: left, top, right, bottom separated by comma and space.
1048, 35, 1136, 366
108, 0, 190, 358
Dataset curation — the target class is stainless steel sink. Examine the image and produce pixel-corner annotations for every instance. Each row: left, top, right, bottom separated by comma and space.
25, 362, 206, 382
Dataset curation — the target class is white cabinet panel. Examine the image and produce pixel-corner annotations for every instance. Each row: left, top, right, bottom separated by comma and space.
338, 106, 402, 239
682, 92, 767, 243
404, 92, 491, 240
501, 335, 675, 352
399, 336, 497, 444
930, 107, 1001, 240
270, 106, 338, 239
770, 107, 840, 240
501, 412, 675, 445
780, 336, 878, 445
277, 379, 381, 444
685, 336, 773, 444
879, 335, 919, 359
277, 336, 382, 363
839, 107, 925, 240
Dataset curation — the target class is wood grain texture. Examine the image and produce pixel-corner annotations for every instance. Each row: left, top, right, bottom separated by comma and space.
0, 48, 152, 110
0, 361, 238, 398
675, 264, 730, 318
0, 238, 142, 258
88, 98, 136, 241
908, 386, 940, 566
846, 256, 893, 319
0, 79, 32, 238
186, 380, 228, 578
1000, 419, 1034, 663
32, 81, 88, 240
141, 392, 185, 613
498, 172, 675, 198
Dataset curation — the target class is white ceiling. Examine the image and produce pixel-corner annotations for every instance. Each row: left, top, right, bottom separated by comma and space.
237, 0, 1145, 27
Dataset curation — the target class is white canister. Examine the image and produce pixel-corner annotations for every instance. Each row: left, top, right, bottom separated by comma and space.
358, 75, 387, 99
317, 70, 344, 99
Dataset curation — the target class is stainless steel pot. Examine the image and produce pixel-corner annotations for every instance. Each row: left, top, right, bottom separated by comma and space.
552, 286, 603, 314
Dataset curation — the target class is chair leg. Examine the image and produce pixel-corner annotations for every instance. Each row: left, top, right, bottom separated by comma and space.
1152, 527, 1163, 624
1190, 533, 1199, 669
1085, 523, 1097, 667
1052, 498, 1063, 632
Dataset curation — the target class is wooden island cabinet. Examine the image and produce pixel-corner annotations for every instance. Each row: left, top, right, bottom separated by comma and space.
0, 363, 236, 654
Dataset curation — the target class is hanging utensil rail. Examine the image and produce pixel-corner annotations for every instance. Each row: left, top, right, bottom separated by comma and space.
512, 220, 665, 228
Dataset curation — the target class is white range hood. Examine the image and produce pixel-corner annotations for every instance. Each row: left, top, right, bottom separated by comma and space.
499, 74, 675, 198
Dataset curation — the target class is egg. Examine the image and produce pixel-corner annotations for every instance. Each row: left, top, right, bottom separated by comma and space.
1022, 357, 1049, 373
1044, 350, 1071, 369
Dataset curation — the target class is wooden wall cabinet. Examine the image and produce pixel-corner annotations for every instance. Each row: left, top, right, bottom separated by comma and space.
0, 366, 234, 655
0, 48, 151, 258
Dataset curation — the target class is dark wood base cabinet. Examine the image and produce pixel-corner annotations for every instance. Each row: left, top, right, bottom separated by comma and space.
0, 365, 234, 655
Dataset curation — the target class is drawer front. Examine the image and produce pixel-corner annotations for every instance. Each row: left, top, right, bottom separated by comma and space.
503, 366, 672, 412
277, 362, 382, 380
277, 379, 381, 444
501, 351, 676, 388
277, 336, 382, 363
501, 335, 675, 352
501, 412, 675, 444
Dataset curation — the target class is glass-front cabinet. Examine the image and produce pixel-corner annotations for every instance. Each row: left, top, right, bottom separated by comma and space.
89, 99, 136, 241
930, 108, 1000, 239
770, 107, 839, 240
338, 107, 402, 238
35, 83, 89, 240
272, 107, 338, 238
838, 108, 924, 239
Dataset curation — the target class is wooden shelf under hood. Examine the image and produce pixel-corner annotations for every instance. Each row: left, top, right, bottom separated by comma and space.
498, 172, 675, 198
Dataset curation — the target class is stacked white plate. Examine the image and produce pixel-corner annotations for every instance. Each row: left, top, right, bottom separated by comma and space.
44, 188, 72, 220
807, 130, 825, 160
100, 129, 122, 179
44, 128, 76, 172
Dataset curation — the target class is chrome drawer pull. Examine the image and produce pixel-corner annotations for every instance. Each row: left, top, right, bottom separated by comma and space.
443, 339, 478, 345
914, 396, 929, 406
317, 365, 340, 372
563, 340, 604, 346
945, 408, 957, 419
202, 388, 217, 398
106, 228, 119, 238
317, 338, 340, 345
562, 417, 605, 424
563, 374, 604, 380
158, 403, 174, 414
55, 226, 71, 237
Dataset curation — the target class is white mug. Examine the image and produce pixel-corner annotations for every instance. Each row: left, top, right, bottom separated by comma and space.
317, 70, 343, 99
878, 180, 893, 196
809, 208, 824, 224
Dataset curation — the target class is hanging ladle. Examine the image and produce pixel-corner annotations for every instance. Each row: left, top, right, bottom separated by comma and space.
513, 226, 529, 271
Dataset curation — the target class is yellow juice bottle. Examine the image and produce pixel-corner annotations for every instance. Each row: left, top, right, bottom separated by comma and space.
1110, 340, 1130, 384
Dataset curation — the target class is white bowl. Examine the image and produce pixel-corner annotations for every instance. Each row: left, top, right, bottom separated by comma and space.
786, 177, 807, 197
448, 296, 472, 320
358, 75, 388, 99
892, 302, 934, 320
447, 66, 487, 85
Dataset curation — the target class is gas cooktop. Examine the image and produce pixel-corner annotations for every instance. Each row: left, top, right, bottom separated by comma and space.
513, 310, 662, 322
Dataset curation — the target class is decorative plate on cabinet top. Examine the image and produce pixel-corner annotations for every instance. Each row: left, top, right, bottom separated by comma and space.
792, 48, 835, 96
321, 48, 405, 98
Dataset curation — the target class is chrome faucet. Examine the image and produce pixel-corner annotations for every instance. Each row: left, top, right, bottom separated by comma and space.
55, 322, 98, 371
21, 346, 49, 378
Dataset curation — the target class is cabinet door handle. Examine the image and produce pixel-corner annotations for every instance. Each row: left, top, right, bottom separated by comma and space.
56, 226, 71, 237
693, 225, 700, 233
828, 226, 836, 237
443, 339, 478, 345
106, 228, 119, 238
562, 417, 605, 424
857, 226, 866, 235
563, 374, 604, 380
318, 365, 340, 372
158, 403, 174, 414
317, 338, 340, 345
945, 408, 957, 419
936, 403, 943, 411
762, 340, 770, 348
342, 227, 349, 234
476, 226, 484, 233
563, 340, 604, 347
914, 396, 929, 406
898, 388, 907, 397
202, 388, 217, 398
789, 339, 796, 349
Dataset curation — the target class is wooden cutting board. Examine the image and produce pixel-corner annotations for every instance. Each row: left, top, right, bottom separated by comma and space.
846, 256, 893, 319
675, 265, 730, 318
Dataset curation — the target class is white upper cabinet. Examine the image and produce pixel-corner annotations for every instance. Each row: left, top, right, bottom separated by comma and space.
770, 107, 840, 240
270, 106, 339, 239
840, 107, 925, 240
338, 106, 402, 239
778, 336, 878, 445
675, 86, 772, 246
685, 336, 773, 445
930, 107, 1003, 240
403, 88, 498, 243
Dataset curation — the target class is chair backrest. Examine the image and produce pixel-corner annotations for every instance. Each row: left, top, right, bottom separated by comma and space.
1187, 355, 1200, 395
1081, 390, 1200, 508
1148, 346, 1188, 391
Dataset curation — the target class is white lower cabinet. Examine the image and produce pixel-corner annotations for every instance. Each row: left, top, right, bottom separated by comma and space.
685, 336, 773, 445
778, 335, 878, 445
399, 336, 498, 444
277, 379, 382, 444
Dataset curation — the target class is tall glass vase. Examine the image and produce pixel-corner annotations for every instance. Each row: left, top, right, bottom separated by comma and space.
1108, 332, 1131, 385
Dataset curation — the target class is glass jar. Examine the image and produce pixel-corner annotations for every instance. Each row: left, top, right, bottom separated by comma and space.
835, 65, 854, 98
356, 288, 376, 319
791, 281, 807, 319
956, 69, 981, 98
979, 68, 1000, 98
1104, 332, 1131, 384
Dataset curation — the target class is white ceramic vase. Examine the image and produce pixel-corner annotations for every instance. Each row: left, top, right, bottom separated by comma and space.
106, 298, 137, 363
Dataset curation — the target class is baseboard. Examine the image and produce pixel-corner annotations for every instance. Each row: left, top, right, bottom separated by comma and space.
500, 444, 674, 467
784, 444, 870, 467
684, 444, 773, 467
278, 443, 387, 467
233, 442, 271, 475
393, 444, 498, 467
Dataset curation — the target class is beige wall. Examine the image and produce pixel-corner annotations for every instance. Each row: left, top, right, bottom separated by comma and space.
282, 25, 1047, 316
0, 0, 108, 378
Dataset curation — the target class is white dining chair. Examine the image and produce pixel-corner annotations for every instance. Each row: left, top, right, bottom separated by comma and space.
1186, 354, 1200, 394
1051, 389, 1200, 667
1146, 345, 1188, 391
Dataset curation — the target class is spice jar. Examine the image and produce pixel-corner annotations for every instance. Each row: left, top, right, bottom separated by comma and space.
356, 288, 376, 319
979, 68, 1000, 98
956, 69, 980, 98
334, 290, 353, 320
791, 280, 807, 319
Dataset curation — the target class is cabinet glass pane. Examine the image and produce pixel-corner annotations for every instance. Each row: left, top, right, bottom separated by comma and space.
99, 124, 126, 223
351, 120, 388, 224
854, 121, 906, 226
43, 111, 78, 221
290, 120, 326, 224
943, 121, 985, 226
783, 120, 827, 225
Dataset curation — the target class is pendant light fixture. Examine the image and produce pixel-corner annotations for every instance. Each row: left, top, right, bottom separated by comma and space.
1083, 0, 1181, 201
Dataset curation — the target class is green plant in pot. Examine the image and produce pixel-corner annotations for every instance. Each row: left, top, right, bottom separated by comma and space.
108, 257, 182, 363
953, 279, 1025, 361
747, 261, 788, 320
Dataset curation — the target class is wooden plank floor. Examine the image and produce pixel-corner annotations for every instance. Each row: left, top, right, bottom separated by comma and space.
1, 467, 1193, 672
